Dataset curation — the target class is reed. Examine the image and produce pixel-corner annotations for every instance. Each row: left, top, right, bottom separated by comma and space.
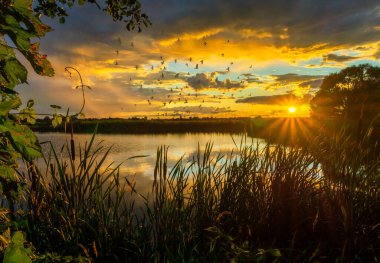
17, 128, 380, 262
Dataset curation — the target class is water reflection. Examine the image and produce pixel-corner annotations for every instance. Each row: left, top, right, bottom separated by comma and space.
36, 133, 265, 195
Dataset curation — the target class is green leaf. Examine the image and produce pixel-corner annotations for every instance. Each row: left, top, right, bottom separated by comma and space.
0, 97, 21, 116
0, 120, 42, 161
1, 3, 54, 77
267, 249, 281, 257
3, 231, 32, 263
26, 111, 36, 125
52, 114, 62, 128
0, 45, 28, 89
0, 166, 16, 181
0, 86, 18, 95
11, 231, 25, 245
4, 59, 28, 88
19, 103, 37, 124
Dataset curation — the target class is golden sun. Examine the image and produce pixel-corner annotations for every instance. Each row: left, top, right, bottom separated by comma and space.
288, 107, 296, 114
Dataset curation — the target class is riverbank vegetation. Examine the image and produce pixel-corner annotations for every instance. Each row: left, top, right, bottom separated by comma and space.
0, 124, 378, 262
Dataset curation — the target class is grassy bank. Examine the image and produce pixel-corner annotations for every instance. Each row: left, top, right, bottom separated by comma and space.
2, 126, 378, 262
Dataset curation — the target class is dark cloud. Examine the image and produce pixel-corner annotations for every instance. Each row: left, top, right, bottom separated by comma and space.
132, 86, 173, 97
142, 0, 380, 48
40, 5, 122, 53
236, 93, 312, 105
271, 73, 323, 83
41, 1, 380, 60
186, 73, 213, 89
245, 77, 262, 84
187, 73, 246, 90
299, 78, 324, 89
323, 53, 358, 63
163, 105, 234, 114
240, 73, 263, 83
143, 70, 187, 84
355, 46, 372, 51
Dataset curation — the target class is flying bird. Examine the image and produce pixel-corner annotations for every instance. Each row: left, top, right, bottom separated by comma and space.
195, 64, 198, 69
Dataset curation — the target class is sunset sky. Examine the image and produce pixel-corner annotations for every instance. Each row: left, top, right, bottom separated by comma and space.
19, 0, 380, 119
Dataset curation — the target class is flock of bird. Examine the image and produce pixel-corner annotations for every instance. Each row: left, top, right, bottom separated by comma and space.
113, 37, 255, 117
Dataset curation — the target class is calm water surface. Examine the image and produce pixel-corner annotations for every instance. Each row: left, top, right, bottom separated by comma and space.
36, 133, 265, 190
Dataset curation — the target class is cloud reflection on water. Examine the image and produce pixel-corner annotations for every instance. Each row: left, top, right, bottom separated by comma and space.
37, 133, 265, 195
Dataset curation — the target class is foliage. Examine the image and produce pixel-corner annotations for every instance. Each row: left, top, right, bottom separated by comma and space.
19, 131, 380, 262
311, 64, 380, 132
0, 0, 53, 200
3, 231, 32, 263
0, 0, 149, 200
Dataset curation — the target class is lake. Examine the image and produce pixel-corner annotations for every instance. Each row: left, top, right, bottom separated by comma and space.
36, 133, 265, 193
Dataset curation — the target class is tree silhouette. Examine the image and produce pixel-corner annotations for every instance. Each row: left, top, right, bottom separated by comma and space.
311, 64, 380, 135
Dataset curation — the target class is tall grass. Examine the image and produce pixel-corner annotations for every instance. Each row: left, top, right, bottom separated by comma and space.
24, 134, 135, 261
18, 130, 380, 262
